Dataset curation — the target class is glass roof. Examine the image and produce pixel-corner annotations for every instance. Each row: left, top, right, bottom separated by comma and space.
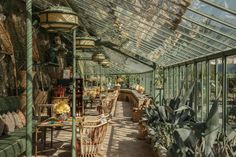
33, 0, 236, 73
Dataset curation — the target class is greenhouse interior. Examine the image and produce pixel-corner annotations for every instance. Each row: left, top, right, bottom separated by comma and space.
0, 0, 235, 157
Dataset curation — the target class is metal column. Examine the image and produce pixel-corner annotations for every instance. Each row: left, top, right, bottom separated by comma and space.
152, 69, 156, 99
201, 62, 204, 121
167, 68, 170, 99
163, 69, 165, 99
177, 66, 180, 96
194, 62, 198, 120
26, 0, 32, 156
72, 29, 77, 157
100, 66, 102, 92
222, 56, 227, 135
206, 60, 210, 116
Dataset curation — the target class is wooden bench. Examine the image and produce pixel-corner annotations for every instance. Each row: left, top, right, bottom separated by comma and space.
118, 89, 151, 122
118, 89, 146, 108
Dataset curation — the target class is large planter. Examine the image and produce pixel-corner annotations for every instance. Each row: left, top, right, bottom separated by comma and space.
154, 146, 167, 157
137, 121, 148, 140
132, 107, 142, 122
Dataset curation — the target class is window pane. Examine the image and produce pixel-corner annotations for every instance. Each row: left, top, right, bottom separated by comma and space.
216, 58, 223, 130
202, 61, 208, 121
197, 62, 203, 121
227, 55, 236, 129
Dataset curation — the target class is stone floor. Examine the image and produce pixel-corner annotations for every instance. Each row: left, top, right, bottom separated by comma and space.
34, 101, 154, 157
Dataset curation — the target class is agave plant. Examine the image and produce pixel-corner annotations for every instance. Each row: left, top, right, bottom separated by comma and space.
143, 81, 236, 157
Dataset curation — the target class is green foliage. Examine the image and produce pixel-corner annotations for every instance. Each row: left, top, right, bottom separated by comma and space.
155, 66, 164, 88
143, 83, 236, 157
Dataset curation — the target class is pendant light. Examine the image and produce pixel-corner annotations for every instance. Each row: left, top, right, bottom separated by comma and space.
39, 6, 79, 32
76, 36, 96, 49
92, 52, 105, 62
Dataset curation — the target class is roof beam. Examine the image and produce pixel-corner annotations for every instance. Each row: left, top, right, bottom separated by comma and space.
199, 0, 236, 16
88, 0, 215, 54
182, 16, 236, 41
165, 47, 236, 67
84, 16, 200, 61
100, 0, 236, 47
104, 44, 155, 69
87, 17, 199, 60
128, 37, 195, 59
77, 3, 212, 56
188, 7, 236, 30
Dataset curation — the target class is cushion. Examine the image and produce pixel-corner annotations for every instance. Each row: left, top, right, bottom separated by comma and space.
17, 110, 26, 126
0, 127, 26, 157
1, 114, 14, 134
7, 112, 16, 129
0, 115, 4, 136
12, 112, 23, 129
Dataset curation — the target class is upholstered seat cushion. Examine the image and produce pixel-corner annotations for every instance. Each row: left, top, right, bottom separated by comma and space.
12, 112, 23, 129
0, 115, 4, 136
7, 112, 16, 129
0, 121, 37, 157
1, 114, 15, 133
0, 127, 26, 157
17, 110, 26, 126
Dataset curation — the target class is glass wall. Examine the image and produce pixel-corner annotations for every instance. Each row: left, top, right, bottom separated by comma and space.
196, 62, 203, 121
163, 54, 236, 133
164, 69, 168, 99
169, 68, 173, 99
227, 55, 236, 131
180, 66, 185, 97
216, 58, 223, 130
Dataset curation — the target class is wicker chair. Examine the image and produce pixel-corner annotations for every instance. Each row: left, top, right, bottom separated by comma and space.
76, 121, 108, 157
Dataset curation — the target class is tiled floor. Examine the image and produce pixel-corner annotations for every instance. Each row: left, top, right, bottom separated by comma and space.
34, 101, 154, 157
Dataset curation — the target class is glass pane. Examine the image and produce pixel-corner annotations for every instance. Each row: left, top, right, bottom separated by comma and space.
173, 67, 179, 97
202, 61, 208, 121
169, 68, 174, 99
226, 55, 236, 129
209, 59, 217, 104
197, 62, 203, 121
180, 66, 185, 97
164, 69, 168, 99
216, 58, 223, 130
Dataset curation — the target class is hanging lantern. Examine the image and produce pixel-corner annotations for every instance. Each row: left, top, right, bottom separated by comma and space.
92, 52, 105, 62
76, 36, 96, 49
39, 6, 79, 32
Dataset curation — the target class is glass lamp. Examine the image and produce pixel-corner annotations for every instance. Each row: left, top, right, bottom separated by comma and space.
92, 52, 105, 62
39, 6, 79, 32
76, 36, 96, 49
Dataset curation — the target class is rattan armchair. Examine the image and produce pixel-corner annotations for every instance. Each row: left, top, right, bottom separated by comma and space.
76, 121, 108, 157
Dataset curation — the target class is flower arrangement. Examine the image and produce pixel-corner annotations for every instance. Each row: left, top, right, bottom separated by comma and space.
53, 100, 70, 115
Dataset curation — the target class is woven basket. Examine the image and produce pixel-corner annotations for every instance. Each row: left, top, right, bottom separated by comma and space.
137, 122, 148, 140
132, 108, 142, 122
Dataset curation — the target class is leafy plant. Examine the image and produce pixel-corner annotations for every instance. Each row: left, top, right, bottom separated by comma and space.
143, 82, 236, 157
